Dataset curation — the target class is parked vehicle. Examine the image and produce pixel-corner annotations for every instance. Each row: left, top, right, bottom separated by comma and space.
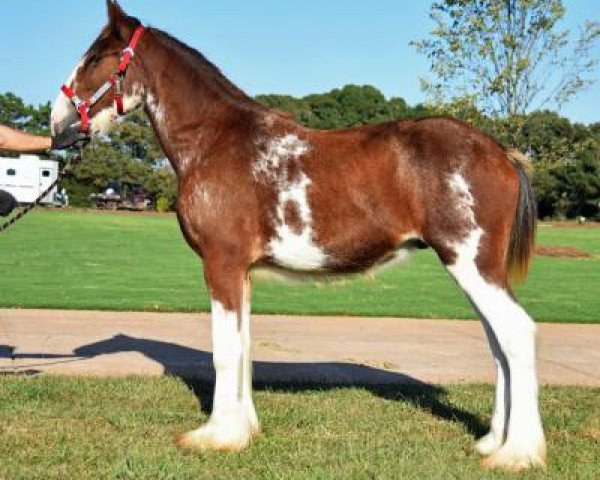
0, 155, 59, 204
90, 180, 152, 210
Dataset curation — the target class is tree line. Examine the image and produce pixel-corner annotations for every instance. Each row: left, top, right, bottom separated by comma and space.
1, 87, 598, 219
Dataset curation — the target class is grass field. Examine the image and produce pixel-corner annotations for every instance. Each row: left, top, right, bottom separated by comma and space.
0, 376, 598, 479
0, 209, 598, 322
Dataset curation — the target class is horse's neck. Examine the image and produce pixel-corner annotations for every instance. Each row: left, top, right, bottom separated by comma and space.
137, 29, 262, 175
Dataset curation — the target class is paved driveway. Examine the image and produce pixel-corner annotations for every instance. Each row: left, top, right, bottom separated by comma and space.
1, 309, 599, 385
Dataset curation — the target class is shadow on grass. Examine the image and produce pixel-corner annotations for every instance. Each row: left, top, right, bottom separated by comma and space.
2, 336, 487, 438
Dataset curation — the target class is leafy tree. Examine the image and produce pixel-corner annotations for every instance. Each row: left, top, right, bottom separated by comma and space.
257, 85, 433, 129
412, 0, 600, 140
515, 110, 600, 218
107, 110, 164, 165
0, 92, 50, 134
0, 92, 51, 157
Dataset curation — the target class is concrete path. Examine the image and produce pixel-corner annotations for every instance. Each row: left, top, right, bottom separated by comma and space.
1, 309, 599, 385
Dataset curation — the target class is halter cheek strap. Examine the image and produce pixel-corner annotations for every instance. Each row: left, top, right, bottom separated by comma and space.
60, 25, 146, 135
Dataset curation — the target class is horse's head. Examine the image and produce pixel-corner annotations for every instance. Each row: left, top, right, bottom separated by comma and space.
51, 1, 145, 149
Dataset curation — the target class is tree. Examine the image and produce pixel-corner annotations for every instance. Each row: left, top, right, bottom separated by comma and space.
257, 85, 433, 130
515, 110, 600, 218
0, 92, 51, 157
107, 110, 164, 165
412, 0, 600, 139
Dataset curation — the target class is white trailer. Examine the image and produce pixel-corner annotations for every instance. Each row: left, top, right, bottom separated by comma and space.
0, 155, 59, 204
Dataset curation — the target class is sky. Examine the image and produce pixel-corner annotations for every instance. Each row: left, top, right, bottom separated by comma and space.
0, 0, 598, 124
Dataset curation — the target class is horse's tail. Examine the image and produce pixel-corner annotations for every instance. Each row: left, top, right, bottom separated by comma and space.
506, 148, 537, 284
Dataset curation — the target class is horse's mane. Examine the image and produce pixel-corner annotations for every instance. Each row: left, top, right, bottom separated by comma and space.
150, 27, 262, 109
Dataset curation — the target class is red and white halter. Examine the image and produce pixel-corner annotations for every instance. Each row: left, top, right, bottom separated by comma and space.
60, 25, 146, 135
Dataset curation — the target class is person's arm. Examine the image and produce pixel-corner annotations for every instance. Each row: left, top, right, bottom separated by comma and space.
0, 125, 51, 152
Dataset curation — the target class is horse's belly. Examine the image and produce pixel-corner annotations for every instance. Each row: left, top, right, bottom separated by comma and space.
266, 227, 420, 274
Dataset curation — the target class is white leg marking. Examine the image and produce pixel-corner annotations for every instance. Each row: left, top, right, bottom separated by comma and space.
446, 172, 545, 470
241, 280, 259, 433
447, 234, 545, 470
177, 298, 256, 452
475, 340, 508, 456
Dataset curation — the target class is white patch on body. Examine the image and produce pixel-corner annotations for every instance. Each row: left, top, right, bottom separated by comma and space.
252, 134, 309, 182
270, 172, 326, 270
145, 92, 166, 134
195, 184, 211, 204
177, 298, 257, 451
446, 171, 484, 258
254, 135, 327, 271
448, 172, 477, 226
445, 171, 545, 469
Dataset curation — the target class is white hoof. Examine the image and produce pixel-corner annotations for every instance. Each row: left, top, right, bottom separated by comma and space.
481, 441, 547, 471
177, 409, 259, 452
474, 431, 503, 456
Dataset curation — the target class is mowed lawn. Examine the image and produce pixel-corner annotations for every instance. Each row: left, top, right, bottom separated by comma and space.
0, 376, 597, 479
0, 209, 598, 322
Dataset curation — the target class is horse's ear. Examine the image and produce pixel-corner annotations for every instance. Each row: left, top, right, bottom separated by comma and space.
106, 0, 126, 27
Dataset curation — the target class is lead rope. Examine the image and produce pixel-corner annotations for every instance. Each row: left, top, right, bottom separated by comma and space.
0, 148, 84, 234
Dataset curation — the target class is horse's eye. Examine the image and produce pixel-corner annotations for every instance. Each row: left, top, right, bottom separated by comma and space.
90, 54, 101, 67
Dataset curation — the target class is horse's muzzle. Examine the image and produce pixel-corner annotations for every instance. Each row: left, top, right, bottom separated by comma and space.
51, 124, 88, 150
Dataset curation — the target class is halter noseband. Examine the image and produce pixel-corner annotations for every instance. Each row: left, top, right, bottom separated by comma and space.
60, 25, 146, 135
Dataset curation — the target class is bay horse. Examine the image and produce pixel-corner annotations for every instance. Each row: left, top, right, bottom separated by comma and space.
51, 1, 545, 471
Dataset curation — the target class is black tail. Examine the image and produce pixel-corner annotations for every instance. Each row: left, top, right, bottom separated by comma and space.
506, 149, 537, 284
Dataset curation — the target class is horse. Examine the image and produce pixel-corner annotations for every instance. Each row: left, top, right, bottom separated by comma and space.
51, 1, 545, 471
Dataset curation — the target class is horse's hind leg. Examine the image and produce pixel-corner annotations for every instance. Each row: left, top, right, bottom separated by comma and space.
439, 229, 546, 470
474, 321, 509, 457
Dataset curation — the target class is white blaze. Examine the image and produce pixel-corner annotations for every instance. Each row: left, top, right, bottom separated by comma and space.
51, 57, 86, 136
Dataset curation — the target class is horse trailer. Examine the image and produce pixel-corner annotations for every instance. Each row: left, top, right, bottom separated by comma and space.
0, 155, 59, 204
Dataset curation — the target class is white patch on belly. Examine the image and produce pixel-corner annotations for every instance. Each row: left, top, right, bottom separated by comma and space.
269, 172, 327, 270
254, 135, 327, 271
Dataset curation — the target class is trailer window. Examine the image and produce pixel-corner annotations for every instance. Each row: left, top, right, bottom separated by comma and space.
6, 169, 16, 176
42, 170, 51, 177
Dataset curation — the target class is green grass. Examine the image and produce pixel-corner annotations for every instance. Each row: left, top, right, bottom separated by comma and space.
0, 376, 598, 479
0, 210, 598, 322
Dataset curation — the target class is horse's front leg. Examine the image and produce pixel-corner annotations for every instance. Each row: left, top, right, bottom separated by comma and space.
178, 258, 259, 452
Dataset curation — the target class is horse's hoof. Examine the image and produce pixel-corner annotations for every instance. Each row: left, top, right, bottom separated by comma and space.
480, 442, 546, 471
176, 412, 257, 453
474, 432, 502, 456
